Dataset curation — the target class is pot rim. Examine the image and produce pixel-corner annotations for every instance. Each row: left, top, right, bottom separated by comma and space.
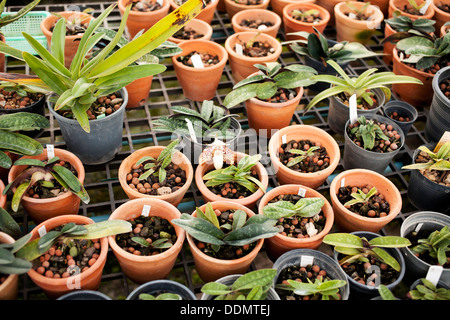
224, 0, 270, 9
390, 0, 435, 18
432, 66, 450, 104
40, 11, 94, 40
168, 19, 213, 43
107, 198, 186, 262
382, 100, 419, 125
224, 31, 283, 62
0, 93, 46, 115
335, 1, 384, 26
0, 180, 6, 209
126, 278, 196, 300
329, 168, 403, 223
392, 47, 436, 78
7, 148, 86, 204
194, 151, 269, 205
231, 8, 282, 32
431, 0, 450, 15
186, 200, 264, 264
118, 145, 194, 202
118, 0, 171, 16
258, 184, 334, 244
283, 2, 331, 26
0, 232, 18, 292
268, 124, 340, 180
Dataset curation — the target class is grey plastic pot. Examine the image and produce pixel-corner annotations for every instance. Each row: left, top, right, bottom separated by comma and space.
400, 211, 450, 286
425, 66, 450, 143
406, 145, 450, 213
410, 278, 450, 292
48, 88, 128, 165
382, 100, 418, 136
57, 290, 112, 300
343, 113, 405, 174
272, 248, 350, 300
333, 231, 406, 299
126, 279, 197, 300
180, 117, 242, 167
200, 273, 280, 300
327, 88, 385, 135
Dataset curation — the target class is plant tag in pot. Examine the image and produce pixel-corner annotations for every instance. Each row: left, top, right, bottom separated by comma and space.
47, 144, 55, 160
142, 205, 151, 217
258, 25, 267, 30
419, 0, 432, 14
191, 54, 205, 69
38, 226, 47, 237
235, 43, 244, 56
433, 131, 450, 152
185, 119, 198, 143
425, 265, 443, 286
297, 187, 306, 197
300, 255, 314, 267
282, 134, 287, 144
348, 12, 357, 20
157, 0, 164, 6
349, 94, 358, 125
340, 178, 345, 188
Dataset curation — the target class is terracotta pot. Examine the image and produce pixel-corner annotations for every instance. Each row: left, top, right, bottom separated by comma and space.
168, 18, 213, 44
217, 0, 227, 12
271, 0, 316, 17
388, 0, 435, 19
118, 146, 193, 207
108, 198, 185, 284
268, 125, 340, 189
224, 0, 270, 19
383, 22, 396, 65
0, 180, 6, 210
316, 0, 346, 25
169, 0, 219, 23
329, 169, 402, 233
224, 31, 282, 83
231, 9, 282, 38
367, 0, 389, 16
26, 215, 108, 299
245, 83, 303, 137
186, 201, 264, 282
258, 184, 334, 262
195, 151, 269, 210
0, 232, 18, 300
432, 0, 450, 37
118, 0, 171, 39
172, 39, 228, 101
8, 148, 85, 224
40, 11, 93, 68
392, 47, 433, 107
283, 2, 330, 43
441, 24, 450, 36
125, 76, 153, 109
334, 1, 384, 44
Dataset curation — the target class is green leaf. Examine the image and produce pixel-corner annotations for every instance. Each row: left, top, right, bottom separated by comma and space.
171, 213, 225, 246
201, 282, 233, 296
71, 220, 132, 240
369, 236, 411, 248
223, 83, 259, 108
0, 207, 21, 239
231, 209, 247, 231
323, 233, 364, 248
203, 203, 220, 229
53, 164, 82, 193
231, 269, 277, 291
255, 82, 277, 100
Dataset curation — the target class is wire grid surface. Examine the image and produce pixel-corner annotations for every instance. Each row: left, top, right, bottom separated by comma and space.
4, 1, 432, 300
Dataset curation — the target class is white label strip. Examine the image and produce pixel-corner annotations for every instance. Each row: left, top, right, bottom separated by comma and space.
298, 187, 306, 197
425, 265, 443, 286
257, 24, 267, 30
47, 144, 55, 160
38, 225, 47, 237
185, 119, 198, 143
142, 205, 151, 217
340, 178, 345, 188
300, 255, 314, 267
348, 12, 357, 20
235, 43, 243, 56
349, 94, 358, 124
414, 223, 423, 233
191, 54, 205, 69
156, 0, 163, 6
282, 134, 287, 144
420, 0, 432, 14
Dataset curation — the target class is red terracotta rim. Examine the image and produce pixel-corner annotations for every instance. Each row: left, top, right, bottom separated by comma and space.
40, 12, 93, 40
118, 0, 171, 16
389, 0, 435, 18
168, 19, 213, 43
231, 8, 282, 33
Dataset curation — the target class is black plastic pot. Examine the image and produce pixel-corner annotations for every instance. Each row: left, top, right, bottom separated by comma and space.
382, 100, 418, 136
48, 88, 128, 165
333, 231, 406, 300
272, 248, 350, 300
126, 279, 197, 300
343, 113, 405, 173
425, 66, 450, 143
406, 145, 450, 213
57, 290, 112, 300
328, 88, 385, 135
400, 211, 450, 285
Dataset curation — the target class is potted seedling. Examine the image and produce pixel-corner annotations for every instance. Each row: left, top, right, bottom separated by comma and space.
425, 66, 450, 142
329, 168, 403, 233
259, 184, 334, 261
0, 0, 204, 165
171, 201, 279, 282
282, 3, 330, 43
5, 148, 88, 224
343, 114, 405, 173
195, 152, 268, 209
224, 31, 282, 83
118, 139, 193, 207
168, 19, 213, 44
170, 0, 219, 24
283, 27, 382, 91
388, 0, 435, 19
268, 124, 340, 189
108, 198, 186, 284
200, 269, 280, 300
127, 279, 197, 300
305, 59, 422, 135
402, 142, 450, 213
223, 62, 317, 137
334, 1, 384, 44
273, 249, 350, 300
323, 231, 410, 298
14, 215, 131, 299
224, 0, 270, 19
407, 278, 450, 300
382, 100, 418, 136
391, 28, 450, 107
231, 9, 281, 38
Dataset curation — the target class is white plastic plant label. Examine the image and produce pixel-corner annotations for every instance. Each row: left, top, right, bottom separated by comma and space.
420, 0, 432, 14
38, 225, 47, 237
191, 54, 205, 69
298, 187, 306, 197
300, 255, 314, 267
235, 43, 243, 56
282, 134, 287, 144
185, 119, 198, 143
257, 24, 267, 30
349, 94, 358, 124
156, 0, 163, 6
340, 178, 345, 188
414, 222, 423, 233
425, 265, 443, 286
348, 12, 357, 20
433, 131, 450, 152
47, 144, 55, 159
142, 205, 151, 217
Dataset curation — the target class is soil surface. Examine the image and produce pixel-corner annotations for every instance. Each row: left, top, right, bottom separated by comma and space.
291, 9, 323, 22
238, 39, 275, 57
176, 51, 220, 67
337, 184, 390, 218
172, 27, 204, 40
57, 92, 123, 120
413, 150, 450, 186
0, 90, 43, 110
278, 139, 330, 173
131, 0, 162, 12
439, 79, 450, 99
239, 19, 274, 29
388, 111, 411, 122
338, 91, 379, 110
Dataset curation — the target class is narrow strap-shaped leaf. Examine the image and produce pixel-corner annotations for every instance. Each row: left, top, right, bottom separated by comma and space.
171, 213, 225, 245
52, 165, 82, 193
0, 151, 12, 169
0, 207, 21, 239
50, 17, 66, 65
372, 247, 401, 272
71, 101, 91, 133
13, 158, 45, 167
232, 269, 277, 291
71, 220, 132, 240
